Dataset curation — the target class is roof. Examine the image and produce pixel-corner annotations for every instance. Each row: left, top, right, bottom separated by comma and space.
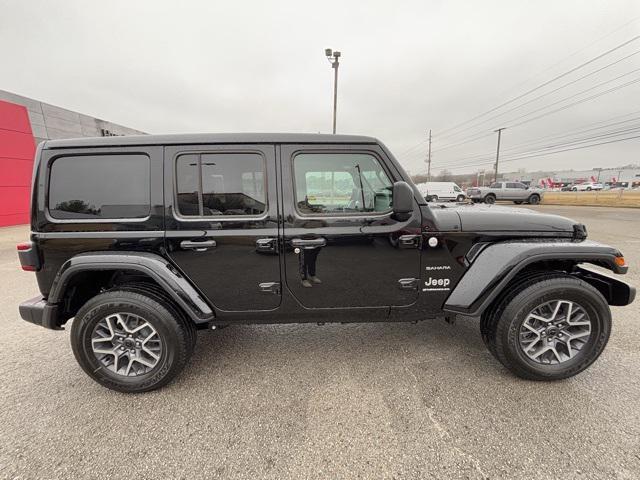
44, 132, 379, 149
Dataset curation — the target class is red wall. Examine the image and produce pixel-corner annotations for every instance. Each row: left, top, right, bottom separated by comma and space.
0, 100, 35, 227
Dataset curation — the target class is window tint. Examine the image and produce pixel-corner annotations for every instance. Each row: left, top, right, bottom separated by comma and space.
516, 183, 527, 189
175, 152, 266, 217
49, 154, 150, 220
506, 182, 518, 188
489, 182, 501, 189
453, 185, 461, 192
294, 153, 392, 215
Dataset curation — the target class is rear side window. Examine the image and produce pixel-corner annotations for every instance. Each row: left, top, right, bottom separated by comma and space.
48, 154, 150, 220
175, 152, 266, 217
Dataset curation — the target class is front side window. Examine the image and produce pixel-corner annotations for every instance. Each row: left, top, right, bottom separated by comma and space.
453, 185, 462, 192
489, 182, 501, 189
176, 152, 266, 217
48, 154, 150, 220
294, 152, 393, 215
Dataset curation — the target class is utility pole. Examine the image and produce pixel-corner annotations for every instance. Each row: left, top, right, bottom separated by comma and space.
325, 48, 341, 134
493, 128, 506, 183
426, 129, 432, 181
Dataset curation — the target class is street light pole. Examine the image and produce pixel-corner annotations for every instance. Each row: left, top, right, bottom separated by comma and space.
426, 129, 432, 181
493, 127, 506, 183
325, 48, 341, 134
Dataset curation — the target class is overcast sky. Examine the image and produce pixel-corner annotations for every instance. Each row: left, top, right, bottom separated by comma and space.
1, 0, 639, 176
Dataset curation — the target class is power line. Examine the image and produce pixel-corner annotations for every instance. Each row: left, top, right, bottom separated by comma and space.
431, 67, 640, 153
435, 34, 640, 139
507, 76, 640, 128
434, 50, 640, 144
492, 15, 640, 102
434, 132, 640, 171
437, 125, 640, 168
431, 74, 640, 159
434, 116, 640, 166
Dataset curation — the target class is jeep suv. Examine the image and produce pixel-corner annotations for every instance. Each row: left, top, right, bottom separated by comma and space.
18, 134, 635, 392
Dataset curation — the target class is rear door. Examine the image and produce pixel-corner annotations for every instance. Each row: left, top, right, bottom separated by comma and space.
164, 144, 281, 312
280, 144, 422, 312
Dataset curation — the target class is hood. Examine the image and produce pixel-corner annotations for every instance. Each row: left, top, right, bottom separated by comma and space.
453, 204, 578, 233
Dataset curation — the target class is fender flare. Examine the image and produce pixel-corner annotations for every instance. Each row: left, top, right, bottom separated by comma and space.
443, 240, 630, 316
48, 251, 214, 324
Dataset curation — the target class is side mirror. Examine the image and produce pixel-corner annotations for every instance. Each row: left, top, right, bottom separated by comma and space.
392, 181, 414, 221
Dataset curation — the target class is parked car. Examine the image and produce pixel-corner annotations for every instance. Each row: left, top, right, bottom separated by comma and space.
572, 182, 604, 191
466, 181, 544, 204
415, 181, 467, 202
17, 133, 634, 392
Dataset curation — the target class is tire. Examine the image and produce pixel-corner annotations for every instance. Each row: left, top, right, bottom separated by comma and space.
456, 195, 466, 202
572, 187, 577, 191
70, 290, 192, 393
514, 201, 523, 204
431, 195, 439, 202
484, 194, 496, 204
527, 194, 540, 205
116, 282, 197, 355
484, 274, 611, 381
586, 187, 592, 191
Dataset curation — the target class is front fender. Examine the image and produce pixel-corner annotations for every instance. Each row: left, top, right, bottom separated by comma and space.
443, 240, 629, 316
49, 251, 214, 324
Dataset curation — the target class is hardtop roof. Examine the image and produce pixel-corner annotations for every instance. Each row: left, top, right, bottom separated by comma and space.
44, 133, 379, 149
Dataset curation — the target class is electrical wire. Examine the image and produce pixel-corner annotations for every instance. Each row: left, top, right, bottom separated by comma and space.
435, 34, 640, 139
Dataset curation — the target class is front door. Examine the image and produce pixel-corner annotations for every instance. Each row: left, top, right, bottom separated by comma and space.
164, 144, 281, 312
280, 144, 422, 313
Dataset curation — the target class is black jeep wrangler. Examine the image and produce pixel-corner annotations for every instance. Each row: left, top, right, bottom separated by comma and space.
18, 134, 635, 392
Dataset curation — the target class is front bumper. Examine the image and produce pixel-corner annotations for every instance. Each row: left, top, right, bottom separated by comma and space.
19, 296, 62, 330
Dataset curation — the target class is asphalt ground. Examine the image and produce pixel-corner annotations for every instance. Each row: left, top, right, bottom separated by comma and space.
1, 204, 639, 479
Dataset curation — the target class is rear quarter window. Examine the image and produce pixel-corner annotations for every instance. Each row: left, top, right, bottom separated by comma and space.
48, 154, 151, 220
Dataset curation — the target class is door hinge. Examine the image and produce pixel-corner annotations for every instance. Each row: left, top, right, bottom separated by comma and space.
398, 278, 419, 290
259, 282, 281, 295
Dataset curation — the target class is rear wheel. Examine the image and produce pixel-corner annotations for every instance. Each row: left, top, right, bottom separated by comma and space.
484, 194, 496, 204
70, 290, 193, 393
483, 275, 611, 380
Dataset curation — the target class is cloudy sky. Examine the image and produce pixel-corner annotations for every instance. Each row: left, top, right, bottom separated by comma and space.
1, 0, 639, 176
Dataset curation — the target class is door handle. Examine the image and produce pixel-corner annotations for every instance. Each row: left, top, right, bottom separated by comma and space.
259, 282, 281, 294
256, 238, 277, 253
291, 238, 327, 248
399, 234, 421, 249
180, 239, 217, 251
398, 278, 419, 290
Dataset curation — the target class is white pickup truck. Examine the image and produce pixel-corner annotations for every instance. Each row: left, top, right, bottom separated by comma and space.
466, 181, 544, 205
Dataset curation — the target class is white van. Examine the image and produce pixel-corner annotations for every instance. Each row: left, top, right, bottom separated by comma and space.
416, 182, 467, 202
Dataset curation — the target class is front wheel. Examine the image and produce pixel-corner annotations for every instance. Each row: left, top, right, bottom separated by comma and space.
456, 195, 466, 202
430, 195, 439, 202
528, 194, 540, 205
483, 275, 611, 380
70, 290, 193, 392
